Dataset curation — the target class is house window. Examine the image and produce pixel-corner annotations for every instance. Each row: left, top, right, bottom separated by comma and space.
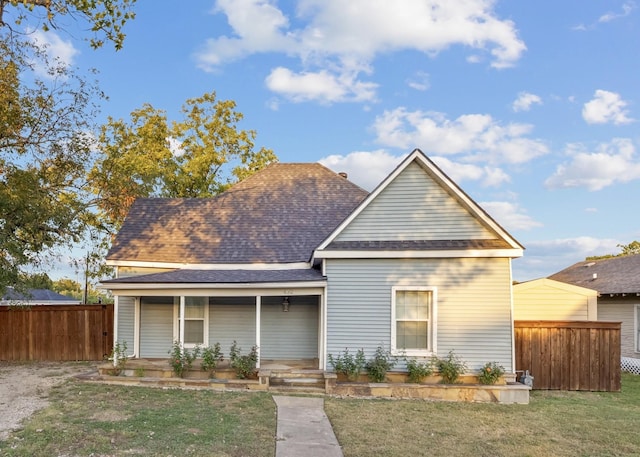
392, 287, 436, 355
181, 297, 207, 346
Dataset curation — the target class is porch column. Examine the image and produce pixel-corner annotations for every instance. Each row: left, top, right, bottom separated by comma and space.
179, 296, 185, 348
133, 297, 140, 358
255, 295, 261, 368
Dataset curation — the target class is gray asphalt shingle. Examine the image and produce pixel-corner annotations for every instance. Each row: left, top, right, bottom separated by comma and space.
549, 253, 640, 294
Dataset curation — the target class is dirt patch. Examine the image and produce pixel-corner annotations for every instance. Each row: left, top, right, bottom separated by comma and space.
0, 361, 97, 440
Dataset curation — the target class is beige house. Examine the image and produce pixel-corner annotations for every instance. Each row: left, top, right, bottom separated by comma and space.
513, 278, 598, 321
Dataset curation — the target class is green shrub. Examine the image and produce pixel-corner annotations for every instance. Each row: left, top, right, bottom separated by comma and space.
328, 348, 366, 381
168, 341, 200, 378
406, 358, 434, 383
436, 351, 467, 384
366, 346, 397, 382
478, 361, 505, 385
201, 343, 224, 376
229, 341, 258, 379
108, 341, 128, 376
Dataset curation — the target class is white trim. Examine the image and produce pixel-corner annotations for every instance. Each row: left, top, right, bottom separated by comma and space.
315, 249, 523, 259
179, 296, 185, 348
103, 282, 326, 294
321, 287, 327, 370
133, 297, 140, 358
391, 286, 438, 357
106, 260, 311, 270
509, 260, 515, 374
316, 149, 523, 252
113, 296, 119, 347
256, 296, 261, 369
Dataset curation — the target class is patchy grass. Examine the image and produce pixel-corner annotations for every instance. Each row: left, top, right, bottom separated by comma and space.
325, 373, 640, 457
0, 381, 276, 457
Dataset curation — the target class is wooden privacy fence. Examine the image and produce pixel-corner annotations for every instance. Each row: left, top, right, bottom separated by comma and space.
514, 320, 621, 392
0, 304, 113, 361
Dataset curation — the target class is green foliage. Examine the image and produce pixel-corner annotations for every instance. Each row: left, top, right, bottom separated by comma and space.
436, 351, 468, 384
108, 341, 128, 376
201, 343, 224, 376
365, 346, 397, 382
229, 341, 258, 379
0, 0, 137, 50
328, 348, 367, 381
89, 91, 277, 230
478, 361, 505, 385
0, 37, 104, 294
586, 240, 640, 260
406, 358, 434, 383
168, 341, 200, 378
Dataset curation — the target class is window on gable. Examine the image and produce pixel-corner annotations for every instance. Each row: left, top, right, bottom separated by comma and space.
392, 287, 436, 355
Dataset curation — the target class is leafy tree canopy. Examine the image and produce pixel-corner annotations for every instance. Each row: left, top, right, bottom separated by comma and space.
586, 241, 640, 261
89, 91, 278, 229
0, 37, 104, 294
0, 0, 137, 50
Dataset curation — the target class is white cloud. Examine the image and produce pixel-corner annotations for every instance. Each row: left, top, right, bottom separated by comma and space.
319, 149, 402, 190
599, 1, 636, 23
512, 92, 542, 112
430, 156, 510, 187
28, 29, 79, 77
196, 0, 526, 102
372, 107, 549, 165
407, 71, 430, 91
480, 201, 542, 231
582, 90, 634, 125
545, 138, 640, 190
265, 67, 378, 103
513, 236, 621, 281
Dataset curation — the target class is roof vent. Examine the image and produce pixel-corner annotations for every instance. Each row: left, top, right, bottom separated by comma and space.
338, 172, 348, 179
592, 273, 597, 280
585, 262, 596, 267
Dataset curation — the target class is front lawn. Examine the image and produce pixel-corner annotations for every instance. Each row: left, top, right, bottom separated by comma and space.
1, 373, 639, 456
325, 373, 640, 457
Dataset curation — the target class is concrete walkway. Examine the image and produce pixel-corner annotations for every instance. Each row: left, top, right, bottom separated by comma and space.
273, 396, 343, 457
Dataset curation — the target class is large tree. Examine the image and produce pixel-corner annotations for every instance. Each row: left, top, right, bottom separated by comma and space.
0, 37, 103, 293
0, 0, 136, 50
89, 91, 278, 229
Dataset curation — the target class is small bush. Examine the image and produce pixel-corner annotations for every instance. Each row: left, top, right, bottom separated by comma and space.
229, 341, 258, 379
406, 358, 434, 383
366, 346, 397, 382
436, 351, 467, 384
108, 341, 128, 376
478, 361, 505, 385
168, 341, 200, 378
201, 343, 224, 376
328, 348, 366, 381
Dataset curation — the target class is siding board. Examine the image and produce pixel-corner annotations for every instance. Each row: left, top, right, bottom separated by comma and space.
326, 257, 513, 372
140, 303, 173, 358
335, 162, 495, 242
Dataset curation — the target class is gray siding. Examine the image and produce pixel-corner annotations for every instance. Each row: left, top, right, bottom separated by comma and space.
599, 299, 639, 358
209, 298, 256, 354
326, 258, 514, 372
116, 296, 135, 356
335, 162, 495, 242
260, 296, 319, 359
140, 303, 174, 357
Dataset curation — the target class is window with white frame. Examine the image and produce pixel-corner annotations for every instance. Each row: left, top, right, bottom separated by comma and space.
392, 287, 436, 355
181, 297, 207, 346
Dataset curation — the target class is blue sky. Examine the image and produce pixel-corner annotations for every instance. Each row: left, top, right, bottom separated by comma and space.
26, 0, 640, 282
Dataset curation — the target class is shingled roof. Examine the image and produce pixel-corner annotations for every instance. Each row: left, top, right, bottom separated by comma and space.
548, 254, 640, 295
107, 163, 369, 265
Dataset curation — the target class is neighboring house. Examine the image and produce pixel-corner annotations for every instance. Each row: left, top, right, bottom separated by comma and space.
549, 254, 640, 359
100, 149, 524, 374
0, 288, 81, 306
513, 278, 598, 321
